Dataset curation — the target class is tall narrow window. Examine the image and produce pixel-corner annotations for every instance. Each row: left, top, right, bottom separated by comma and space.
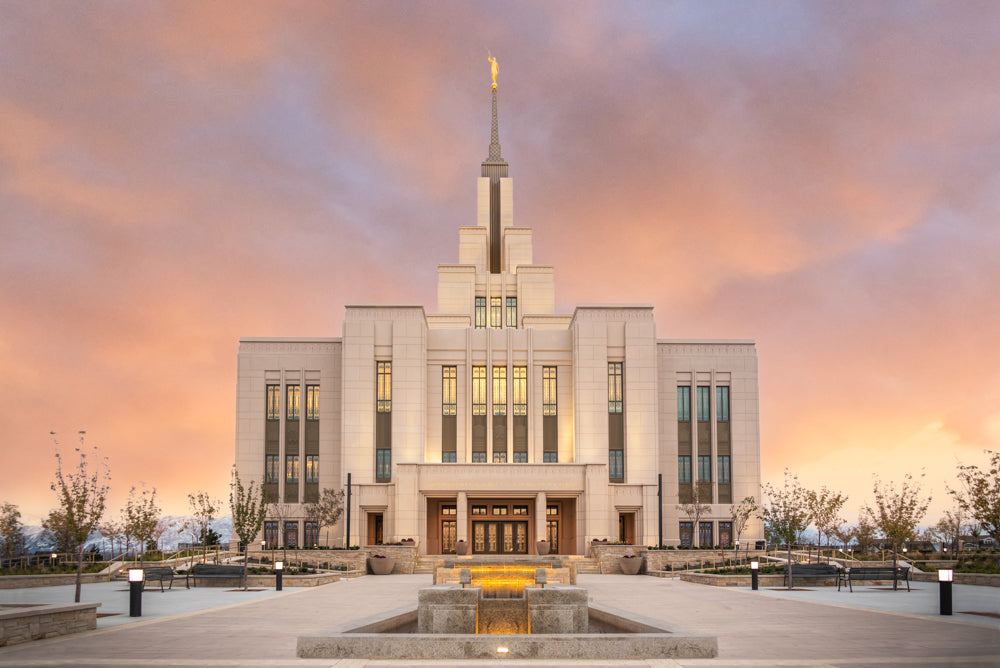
716, 386, 730, 421
490, 296, 503, 328
677, 386, 691, 421
697, 386, 710, 421
286, 454, 299, 483
442, 366, 457, 416
512, 366, 527, 462
698, 455, 711, 482
472, 366, 487, 415
608, 362, 623, 413
699, 521, 713, 547
493, 367, 507, 416
442, 366, 457, 462
506, 297, 517, 328
475, 297, 487, 329
512, 367, 527, 416
678, 455, 691, 484
265, 455, 279, 483
609, 450, 624, 482
287, 385, 300, 420
304, 521, 320, 547
266, 385, 280, 420
306, 385, 320, 420
377, 363, 392, 413
542, 367, 557, 416
717, 455, 731, 483
376, 362, 391, 482
305, 455, 319, 483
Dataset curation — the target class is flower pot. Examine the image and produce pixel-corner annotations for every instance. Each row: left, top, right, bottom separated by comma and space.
536, 540, 550, 556
619, 556, 642, 575
456, 541, 469, 556
368, 556, 395, 575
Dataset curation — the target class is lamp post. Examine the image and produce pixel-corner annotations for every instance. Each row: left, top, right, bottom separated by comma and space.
275, 561, 283, 591
751, 560, 759, 591
938, 569, 953, 615
128, 569, 144, 617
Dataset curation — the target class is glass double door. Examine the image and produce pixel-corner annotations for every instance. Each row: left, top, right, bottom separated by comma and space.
472, 521, 528, 554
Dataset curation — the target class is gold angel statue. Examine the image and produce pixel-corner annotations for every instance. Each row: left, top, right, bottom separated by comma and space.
487, 50, 499, 88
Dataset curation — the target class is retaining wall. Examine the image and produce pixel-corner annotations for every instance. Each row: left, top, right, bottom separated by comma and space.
0, 602, 99, 646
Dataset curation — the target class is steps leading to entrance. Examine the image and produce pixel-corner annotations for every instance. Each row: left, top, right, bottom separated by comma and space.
413, 554, 601, 575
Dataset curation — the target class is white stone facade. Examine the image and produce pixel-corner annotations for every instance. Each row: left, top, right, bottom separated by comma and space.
234, 92, 763, 554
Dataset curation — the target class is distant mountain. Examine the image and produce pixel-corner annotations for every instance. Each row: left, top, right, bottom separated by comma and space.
21, 515, 233, 555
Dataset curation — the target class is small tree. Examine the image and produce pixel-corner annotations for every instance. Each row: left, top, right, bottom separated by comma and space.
230, 468, 269, 591
805, 486, 848, 559
729, 496, 758, 554
828, 521, 855, 553
952, 450, 1000, 545
49, 431, 111, 602
866, 473, 931, 590
0, 502, 27, 559
936, 506, 967, 552
151, 517, 171, 553
854, 512, 876, 555
759, 469, 811, 589
98, 519, 123, 560
676, 482, 711, 547
124, 484, 160, 568
188, 491, 222, 559
304, 488, 345, 547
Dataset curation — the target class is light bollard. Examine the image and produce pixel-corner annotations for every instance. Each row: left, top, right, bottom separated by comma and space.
275, 561, 283, 591
751, 560, 759, 591
128, 569, 144, 617
939, 569, 953, 616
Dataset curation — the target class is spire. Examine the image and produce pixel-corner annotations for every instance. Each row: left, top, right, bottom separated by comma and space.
488, 87, 502, 161
481, 55, 508, 274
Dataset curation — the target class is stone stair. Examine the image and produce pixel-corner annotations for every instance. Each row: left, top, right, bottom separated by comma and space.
413, 554, 602, 575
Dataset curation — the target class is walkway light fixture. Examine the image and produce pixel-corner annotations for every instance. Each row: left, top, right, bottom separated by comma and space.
128, 569, 144, 617
275, 561, 284, 591
750, 560, 759, 591
938, 569, 953, 615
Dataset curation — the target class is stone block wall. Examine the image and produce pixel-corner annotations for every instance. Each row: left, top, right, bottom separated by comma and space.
0, 603, 99, 646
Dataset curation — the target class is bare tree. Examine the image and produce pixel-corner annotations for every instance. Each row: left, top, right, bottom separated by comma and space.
151, 517, 171, 553
230, 468, 269, 590
759, 469, 811, 589
98, 520, 123, 560
729, 496, 758, 554
124, 484, 160, 568
952, 450, 1000, 545
49, 431, 111, 602
936, 506, 967, 552
866, 472, 931, 590
676, 482, 711, 547
188, 491, 222, 559
0, 502, 27, 559
854, 512, 876, 555
304, 488, 345, 547
806, 486, 848, 562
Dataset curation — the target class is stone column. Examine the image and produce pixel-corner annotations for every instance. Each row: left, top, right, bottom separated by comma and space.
457, 492, 468, 543
535, 491, 547, 548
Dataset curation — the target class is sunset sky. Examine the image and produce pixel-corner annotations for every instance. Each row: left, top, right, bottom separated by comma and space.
2, 1, 998, 529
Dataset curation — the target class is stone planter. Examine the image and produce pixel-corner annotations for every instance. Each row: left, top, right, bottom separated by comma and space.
368, 557, 395, 575
536, 540, 550, 555
620, 556, 642, 575
455, 541, 469, 556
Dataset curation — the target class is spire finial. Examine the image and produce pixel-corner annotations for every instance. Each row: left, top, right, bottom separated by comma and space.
487, 49, 499, 89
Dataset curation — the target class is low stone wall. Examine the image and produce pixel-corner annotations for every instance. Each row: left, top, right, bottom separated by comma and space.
256, 546, 417, 574
590, 545, 763, 574
676, 572, 786, 587
245, 573, 341, 588
0, 573, 110, 590
911, 571, 1000, 587
0, 602, 99, 646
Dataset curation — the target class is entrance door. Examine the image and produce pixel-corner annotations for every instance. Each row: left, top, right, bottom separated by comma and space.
472, 521, 528, 554
441, 519, 457, 554
367, 513, 384, 545
619, 512, 636, 544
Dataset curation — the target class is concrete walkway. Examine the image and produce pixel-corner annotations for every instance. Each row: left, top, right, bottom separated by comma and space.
1, 573, 998, 667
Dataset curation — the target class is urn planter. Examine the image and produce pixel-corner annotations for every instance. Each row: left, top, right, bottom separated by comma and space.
368, 556, 395, 575
536, 540, 550, 556
455, 541, 469, 556
620, 556, 642, 575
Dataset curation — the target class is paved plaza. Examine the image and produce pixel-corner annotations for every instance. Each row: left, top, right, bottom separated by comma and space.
1, 573, 998, 667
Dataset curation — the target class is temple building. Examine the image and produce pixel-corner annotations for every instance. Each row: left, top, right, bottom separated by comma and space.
234, 73, 763, 554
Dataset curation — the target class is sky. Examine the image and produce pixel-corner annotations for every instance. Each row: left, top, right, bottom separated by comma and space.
2, 1, 999, 529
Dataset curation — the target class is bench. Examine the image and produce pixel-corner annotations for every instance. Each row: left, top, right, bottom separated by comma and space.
838, 566, 910, 592
142, 566, 176, 592
783, 564, 840, 586
188, 564, 245, 588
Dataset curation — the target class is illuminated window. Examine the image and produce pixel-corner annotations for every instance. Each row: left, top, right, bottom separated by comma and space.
506, 297, 517, 328
492, 505, 508, 516
716, 386, 730, 421
717, 455, 731, 483
542, 366, 557, 416
697, 386, 710, 421
472, 366, 487, 416
609, 450, 624, 482
441, 505, 457, 515
493, 452, 507, 463
285, 455, 299, 483
493, 366, 507, 416
264, 521, 278, 548
678, 455, 691, 484
286, 385, 300, 420
513, 505, 528, 516
719, 521, 733, 548
265, 455, 279, 483
512, 366, 527, 415
266, 385, 280, 420
546, 505, 559, 516
377, 362, 391, 412
442, 366, 457, 415
698, 455, 711, 482
306, 385, 320, 420
305, 455, 319, 483
490, 296, 503, 328
608, 362, 623, 413
471, 505, 487, 516
677, 386, 690, 421
475, 297, 487, 329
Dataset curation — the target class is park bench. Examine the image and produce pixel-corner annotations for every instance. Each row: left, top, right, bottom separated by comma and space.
187, 563, 245, 588
783, 563, 840, 586
142, 566, 176, 592
838, 566, 910, 592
